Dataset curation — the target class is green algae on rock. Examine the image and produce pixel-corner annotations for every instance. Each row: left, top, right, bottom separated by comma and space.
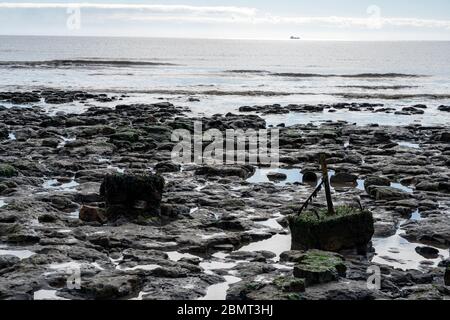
0, 164, 18, 178
272, 276, 306, 293
293, 250, 346, 286
289, 206, 374, 252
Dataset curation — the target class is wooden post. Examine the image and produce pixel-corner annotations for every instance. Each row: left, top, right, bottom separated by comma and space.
320, 153, 335, 215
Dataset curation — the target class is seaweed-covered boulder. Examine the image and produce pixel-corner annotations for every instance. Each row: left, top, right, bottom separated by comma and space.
293, 250, 346, 286
272, 276, 305, 293
100, 173, 165, 217
0, 164, 18, 178
289, 206, 374, 252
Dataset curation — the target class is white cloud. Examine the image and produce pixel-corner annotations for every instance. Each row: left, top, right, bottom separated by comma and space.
268, 16, 450, 29
0, 2, 257, 16
1, 2, 450, 30
108, 13, 450, 30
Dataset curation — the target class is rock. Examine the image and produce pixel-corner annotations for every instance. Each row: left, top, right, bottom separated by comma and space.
226, 280, 273, 300
280, 250, 306, 263
293, 250, 346, 286
367, 186, 410, 201
373, 131, 391, 143
438, 105, 450, 112
364, 176, 390, 193
194, 165, 255, 179
238, 106, 258, 112
330, 172, 358, 184
41, 138, 60, 148
289, 206, 374, 252
179, 257, 201, 265
0, 223, 22, 237
401, 107, 424, 115
79, 205, 107, 223
154, 161, 181, 173
272, 276, 305, 293
302, 171, 318, 183
415, 181, 449, 194
212, 244, 235, 251
228, 251, 276, 262
100, 173, 165, 217
0, 164, 18, 178
440, 132, 450, 143
415, 246, 439, 259
415, 181, 440, 192
6, 232, 40, 244
0, 255, 20, 269
300, 279, 378, 300
445, 267, 450, 286
266, 172, 287, 181
403, 215, 450, 246
439, 258, 450, 268
38, 214, 58, 223
109, 130, 140, 143
75, 273, 142, 300
0, 124, 8, 140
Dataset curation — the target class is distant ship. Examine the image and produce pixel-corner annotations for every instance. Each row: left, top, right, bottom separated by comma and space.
290, 36, 301, 40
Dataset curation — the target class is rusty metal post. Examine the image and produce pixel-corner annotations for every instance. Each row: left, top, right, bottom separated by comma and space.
320, 153, 335, 215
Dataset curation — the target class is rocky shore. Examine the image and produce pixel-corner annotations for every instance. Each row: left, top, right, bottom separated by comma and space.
0, 90, 449, 300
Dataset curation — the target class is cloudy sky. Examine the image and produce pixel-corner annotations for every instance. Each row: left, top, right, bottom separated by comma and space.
1, 0, 450, 40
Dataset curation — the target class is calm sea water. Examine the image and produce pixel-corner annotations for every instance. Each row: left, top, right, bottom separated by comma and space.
1, 36, 450, 125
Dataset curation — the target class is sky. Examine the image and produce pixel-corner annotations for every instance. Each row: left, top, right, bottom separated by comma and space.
1, 0, 450, 40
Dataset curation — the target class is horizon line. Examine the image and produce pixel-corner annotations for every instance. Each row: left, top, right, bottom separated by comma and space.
1, 34, 450, 42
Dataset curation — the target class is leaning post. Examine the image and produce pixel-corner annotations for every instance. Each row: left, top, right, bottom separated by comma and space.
320, 153, 335, 215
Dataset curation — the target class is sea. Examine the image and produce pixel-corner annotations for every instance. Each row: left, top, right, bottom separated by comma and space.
0, 35, 450, 126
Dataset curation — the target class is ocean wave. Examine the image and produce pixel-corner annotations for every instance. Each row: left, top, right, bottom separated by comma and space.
226, 70, 270, 74
334, 93, 450, 100
272, 72, 425, 78
223, 70, 425, 79
118, 89, 450, 99
101, 89, 295, 96
0, 59, 177, 69
336, 85, 420, 90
